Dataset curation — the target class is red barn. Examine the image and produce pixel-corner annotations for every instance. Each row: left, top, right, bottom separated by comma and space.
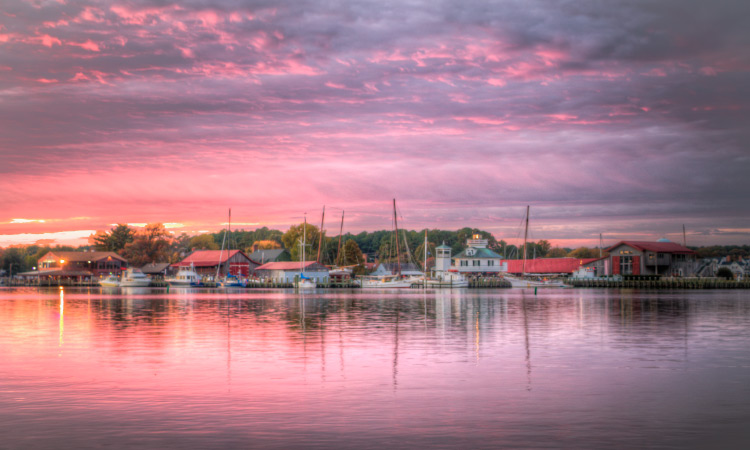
174, 250, 257, 277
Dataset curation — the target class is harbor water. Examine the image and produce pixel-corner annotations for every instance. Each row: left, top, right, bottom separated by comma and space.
1, 287, 749, 449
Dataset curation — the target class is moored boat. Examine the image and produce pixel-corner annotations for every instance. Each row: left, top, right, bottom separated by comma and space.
119, 268, 151, 287
166, 263, 202, 286
99, 275, 120, 287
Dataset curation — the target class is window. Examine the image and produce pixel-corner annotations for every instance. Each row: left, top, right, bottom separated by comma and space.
620, 256, 633, 275
472, 260, 480, 266
488, 260, 495, 266
460, 260, 468, 267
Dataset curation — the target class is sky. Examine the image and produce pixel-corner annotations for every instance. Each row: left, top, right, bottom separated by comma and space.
1, 0, 748, 249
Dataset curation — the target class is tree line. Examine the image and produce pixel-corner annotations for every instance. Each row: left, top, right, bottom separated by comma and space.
9, 222, 743, 274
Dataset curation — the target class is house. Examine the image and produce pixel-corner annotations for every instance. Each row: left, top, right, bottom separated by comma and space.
248, 249, 291, 264
505, 258, 599, 275
451, 235, 505, 275
605, 240, 698, 277
371, 262, 423, 276
17, 251, 127, 282
140, 262, 172, 279
253, 261, 329, 282
173, 250, 257, 277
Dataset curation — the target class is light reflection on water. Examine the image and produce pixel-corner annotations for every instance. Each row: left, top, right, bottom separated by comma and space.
1, 287, 750, 449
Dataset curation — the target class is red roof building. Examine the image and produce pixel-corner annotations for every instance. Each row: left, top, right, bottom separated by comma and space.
605, 240, 697, 277
174, 250, 257, 276
254, 261, 329, 282
505, 258, 598, 275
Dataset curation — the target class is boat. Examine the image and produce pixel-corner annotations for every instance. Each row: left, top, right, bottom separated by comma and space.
220, 274, 245, 288
417, 231, 469, 288
359, 274, 413, 288
99, 275, 120, 287
297, 214, 316, 289
119, 268, 152, 287
360, 199, 419, 289
166, 263, 203, 286
507, 205, 570, 289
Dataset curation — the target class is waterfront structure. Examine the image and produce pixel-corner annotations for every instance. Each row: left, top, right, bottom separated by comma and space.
19, 251, 128, 282
140, 262, 172, 279
505, 257, 600, 276
697, 256, 749, 279
605, 240, 698, 277
451, 235, 505, 275
253, 261, 329, 283
174, 250, 256, 277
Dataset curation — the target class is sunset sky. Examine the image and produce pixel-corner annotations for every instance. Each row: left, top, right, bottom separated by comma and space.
1, 0, 748, 248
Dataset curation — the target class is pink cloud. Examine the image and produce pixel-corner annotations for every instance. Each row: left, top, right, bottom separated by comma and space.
68, 40, 100, 52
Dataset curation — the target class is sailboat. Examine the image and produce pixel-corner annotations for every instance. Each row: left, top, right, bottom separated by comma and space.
297, 215, 317, 289
360, 199, 414, 288
504, 205, 569, 288
217, 208, 245, 288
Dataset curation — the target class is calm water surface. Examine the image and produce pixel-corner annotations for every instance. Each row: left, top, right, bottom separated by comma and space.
1, 287, 750, 449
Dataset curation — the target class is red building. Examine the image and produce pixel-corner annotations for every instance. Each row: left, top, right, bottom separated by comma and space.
605, 240, 697, 277
27, 251, 128, 281
505, 257, 599, 275
173, 250, 257, 277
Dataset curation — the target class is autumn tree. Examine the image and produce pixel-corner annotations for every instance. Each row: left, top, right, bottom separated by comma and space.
121, 223, 172, 266
568, 247, 599, 259
282, 222, 320, 262
413, 240, 437, 270
189, 234, 219, 250
93, 224, 135, 253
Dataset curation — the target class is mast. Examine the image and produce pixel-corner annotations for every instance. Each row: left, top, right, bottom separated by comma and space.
522, 205, 529, 276
301, 214, 307, 275
216, 208, 229, 280
393, 199, 401, 275
599, 233, 603, 258
317, 206, 325, 264
337, 211, 345, 266
424, 229, 428, 288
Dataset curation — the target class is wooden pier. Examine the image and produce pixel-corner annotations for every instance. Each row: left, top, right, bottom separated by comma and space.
567, 278, 750, 289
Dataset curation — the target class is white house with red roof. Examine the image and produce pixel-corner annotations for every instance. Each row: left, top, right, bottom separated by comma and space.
605, 240, 698, 277
253, 261, 329, 283
174, 250, 257, 277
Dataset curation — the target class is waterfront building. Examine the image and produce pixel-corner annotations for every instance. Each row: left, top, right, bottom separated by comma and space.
253, 261, 329, 283
605, 240, 698, 277
451, 235, 505, 275
140, 262, 172, 279
174, 250, 256, 277
505, 257, 600, 276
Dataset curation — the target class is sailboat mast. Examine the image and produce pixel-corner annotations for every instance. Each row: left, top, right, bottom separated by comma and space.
337, 211, 345, 266
317, 206, 325, 264
522, 205, 529, 276
216, 208, 229, 280
683, 224, 687, 247
302, 215, 307, 274
599, 233, 603, 258
424, 229, 428, 287
393, 199, 401, 275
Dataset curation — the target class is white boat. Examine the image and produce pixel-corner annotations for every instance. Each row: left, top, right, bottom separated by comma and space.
166, 263, 202, 286
424, 271, 469, 288
359, 274, 413, 288
504, 274, 569, 288
296, 215, 316, 289
216, 208, 247, 288
119, 268, 152, 287
99, 275, 120, 287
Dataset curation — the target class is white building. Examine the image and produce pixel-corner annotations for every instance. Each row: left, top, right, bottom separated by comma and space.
451, 236, 506, 275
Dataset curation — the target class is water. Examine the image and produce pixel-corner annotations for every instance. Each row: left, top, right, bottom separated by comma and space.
1, 287, 750, 449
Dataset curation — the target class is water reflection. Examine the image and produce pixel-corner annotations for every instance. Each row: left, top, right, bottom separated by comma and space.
1, 287, 750, 448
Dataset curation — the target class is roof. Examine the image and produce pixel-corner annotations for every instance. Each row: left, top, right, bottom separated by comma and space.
140, 262, 171, 274
505, 258, 599, 274
436, 243, 451, 249
606, 241, 696, 254
40, 251, 127, 263
18, 269, 94, 277
453, 247, 503, 259
255, 261, 329, 272
175, 250, 252, 267
249, 249, 289, 263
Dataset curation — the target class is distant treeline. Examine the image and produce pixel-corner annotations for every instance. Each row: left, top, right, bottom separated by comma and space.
2, 223, 747, 274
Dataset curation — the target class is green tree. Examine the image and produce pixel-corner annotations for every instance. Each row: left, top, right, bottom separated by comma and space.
93, 224, 135, 253
282, 222, 320, 262
568, 247, 598, 259
546, 247, 569, 258
121, 223, 172, 266
536, 240, 552, 257
189, 234, 219, 250
413, 240, 437, 270
342, 239, 365, 266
